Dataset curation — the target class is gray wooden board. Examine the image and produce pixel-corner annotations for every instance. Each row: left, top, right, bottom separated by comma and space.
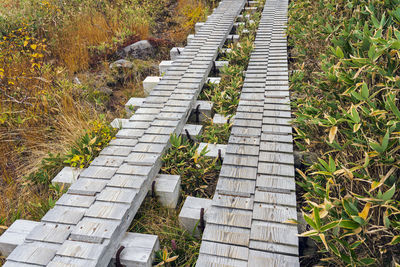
248, 250, 299, 267
202, 224, 250, 246
199, 241, 249, 261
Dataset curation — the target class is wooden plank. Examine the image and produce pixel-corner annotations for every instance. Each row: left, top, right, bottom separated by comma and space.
254, 190, 296, 207
199, 241, 249, 261
250, 220, 298, 247
252, 203, 297, 223
216, 177, 255, 197
202, 224, 250, 246
85, 201, 130, 220
258, 162, 294, 177
212, 193, 254, 210
249, 240, 298, 256
248, 250, 299, 267
107, 174, 146, 189
26, 223, 72, 244
206, 207, 253, 228
42, 206, 85, 225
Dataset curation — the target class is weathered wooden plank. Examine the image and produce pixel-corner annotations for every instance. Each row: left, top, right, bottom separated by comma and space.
212, 193, 254, 210
250, 220, 298, 247
202, 224, 250, 246
248, 250, 299, 267
206, 207, 253, 228
254, 190, 296, 207
199, 241, 249, 261
252, 203, 297, 223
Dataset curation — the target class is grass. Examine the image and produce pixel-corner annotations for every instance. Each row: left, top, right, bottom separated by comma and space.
288, 0, 400, 265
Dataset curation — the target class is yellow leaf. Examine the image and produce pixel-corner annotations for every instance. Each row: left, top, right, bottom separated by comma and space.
328, 126, 337, 143
353, 123, 361, 133
163, 247, 168, 260
358, 203, 371, 220
24, 40, 28, 47
165, 255, 179, 262
30, 44, 37, 50
319, 233, 329, 251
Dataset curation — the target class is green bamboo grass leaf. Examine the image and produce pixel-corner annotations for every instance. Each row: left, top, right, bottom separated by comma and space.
303, 212, 317, 230
339, 220, 360, 230
320, 220, 340, 232
381, 184, 396, 201
361, 83, 369, 99
385, 93, 400, 120
314, 207, 321, 230
336, 46, 344, 58
389, 235, 400, 245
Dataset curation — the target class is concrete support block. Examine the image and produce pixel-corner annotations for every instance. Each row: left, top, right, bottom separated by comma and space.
182, 124, 203, 142
189, 100, 214, 123
215, 61, 229, 72
220, 48, 232, 55
187, 34, 195, 43
198, 143, 227, 159
125, 97, 144, 117
237, 14, 251, 21
110, 232, 160, 267
248, 0, 258, 6
159, 61, 173, 75
195, 22, 204, 33
245, 6, 258, 14
152, 174, 181, 209
143, 76, 161, 95
213, 114, 235, 125
170, 47, 184, 61
0, 220, 40, 257
206, 77, 221, 85
227, 34, 240, 44
179, 196, 212, 237
51, 167, 83, 187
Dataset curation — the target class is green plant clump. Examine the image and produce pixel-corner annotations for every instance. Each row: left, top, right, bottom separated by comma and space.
26, 120, 117, 184
288, 0, 400, 265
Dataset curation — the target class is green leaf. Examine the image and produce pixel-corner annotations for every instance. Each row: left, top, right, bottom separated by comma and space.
303, 212, 317, 230
328, 156, 336, 173
343, 199, 359, 216
381, 129, 390, 152
339, 220, 360, 230
382, 184, 396, 201
336, 46, 344, 58
361, 83, 369, 99
320, 220, 340, 232
359, 258, 375, 265
314, 207, 321, 230
389, 235, 400, 245
369, 141, 383, 153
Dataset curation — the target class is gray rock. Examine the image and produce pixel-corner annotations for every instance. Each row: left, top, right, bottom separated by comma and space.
122, 40, 154, 59
98, 86, 113, 95
109, 59, 134, 69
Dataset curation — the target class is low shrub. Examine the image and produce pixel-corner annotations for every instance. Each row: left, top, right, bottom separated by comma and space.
288, 0, 400, 265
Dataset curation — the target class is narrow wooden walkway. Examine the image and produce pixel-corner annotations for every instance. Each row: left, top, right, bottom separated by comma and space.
197, 0, 299, 265
3, 0, 247, 266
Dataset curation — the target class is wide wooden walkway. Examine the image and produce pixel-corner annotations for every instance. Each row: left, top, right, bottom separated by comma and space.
197, 0, 299, 265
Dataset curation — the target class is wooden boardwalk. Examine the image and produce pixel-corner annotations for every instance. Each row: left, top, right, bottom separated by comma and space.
2, 0, 299, 266
3, 0, 247, 266
197, 0, 299, 266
